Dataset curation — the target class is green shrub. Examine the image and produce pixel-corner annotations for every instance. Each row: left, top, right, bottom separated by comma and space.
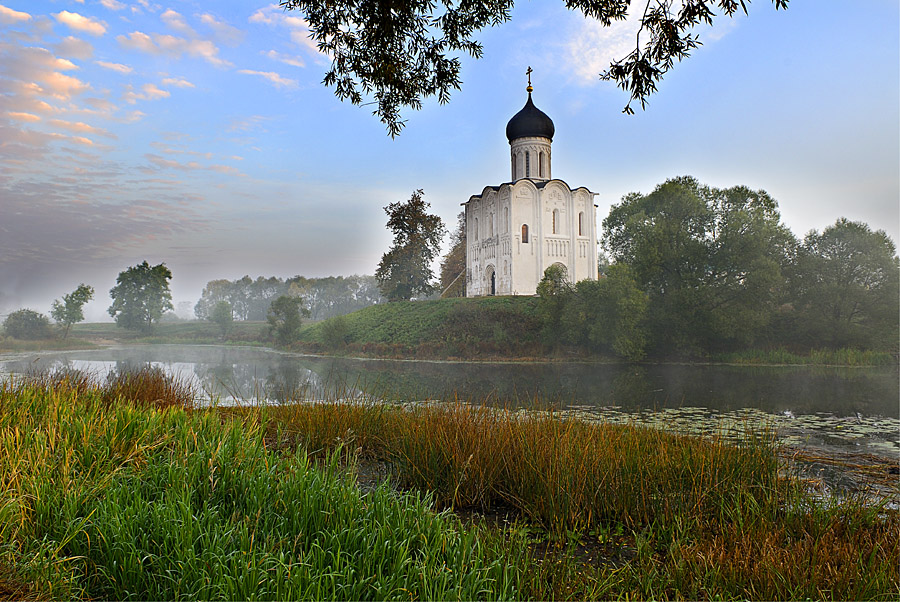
2, 309, 52, 340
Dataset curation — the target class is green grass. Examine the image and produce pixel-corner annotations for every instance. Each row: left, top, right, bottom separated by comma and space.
3, 368, 897, 600
0, 336, 96, 352
70, 320, 269, 346
0, 375, 526, 600
713, 347, 897, 366
297, 296, 547, 358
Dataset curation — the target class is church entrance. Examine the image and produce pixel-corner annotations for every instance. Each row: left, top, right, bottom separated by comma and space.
485, 265, 496, 296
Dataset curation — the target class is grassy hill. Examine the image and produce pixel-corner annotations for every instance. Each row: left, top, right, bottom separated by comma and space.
296, 296, 549, 359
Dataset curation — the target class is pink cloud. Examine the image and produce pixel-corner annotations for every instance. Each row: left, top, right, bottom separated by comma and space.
53, 11, 107, 36
117, 31, 232, 67
0, 4, 31, 24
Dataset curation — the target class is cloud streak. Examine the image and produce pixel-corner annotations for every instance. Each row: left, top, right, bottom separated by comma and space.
237, 69, 297, 88
96, 60, 133, 74
53, 11, 107, 36
117, 30, 232, 67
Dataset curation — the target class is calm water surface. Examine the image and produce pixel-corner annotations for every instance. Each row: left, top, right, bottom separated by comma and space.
2, 345, 897, 459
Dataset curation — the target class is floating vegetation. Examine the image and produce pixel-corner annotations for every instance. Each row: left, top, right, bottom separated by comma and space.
558, 404, 899, 458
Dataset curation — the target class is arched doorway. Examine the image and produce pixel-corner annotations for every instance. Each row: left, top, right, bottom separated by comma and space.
485, 265, 496, 296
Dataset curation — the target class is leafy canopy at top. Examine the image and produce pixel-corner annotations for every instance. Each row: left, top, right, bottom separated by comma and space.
281, 0, 788, 135
108, 261, 174, 333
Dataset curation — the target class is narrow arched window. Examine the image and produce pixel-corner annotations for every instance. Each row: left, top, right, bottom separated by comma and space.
578, 211, 584, 236
474, 217, 479, 240
521, 224, 529, 243
539, 152, 544, 178
511, 155, 516, 179
525, 151, 530, 177
552, 209, 559, 234
503, 207, 509, 231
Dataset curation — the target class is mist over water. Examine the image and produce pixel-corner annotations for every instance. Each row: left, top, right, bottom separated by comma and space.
2, 344, 897, 458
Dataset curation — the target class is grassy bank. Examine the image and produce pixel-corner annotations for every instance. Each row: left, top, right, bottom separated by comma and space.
2, 368, 897, 600
70, 320, 270, 346
712, 347, 898, 367
296, 296, 547, 359
0, 336, 95, 353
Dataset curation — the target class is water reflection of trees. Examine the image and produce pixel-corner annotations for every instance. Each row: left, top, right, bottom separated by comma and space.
2, 346, 897, 418
286, 359, 899, 417
192, 357, 353, 404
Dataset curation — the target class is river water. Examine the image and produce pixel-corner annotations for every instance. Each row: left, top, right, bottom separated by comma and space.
2, 345, 898, 461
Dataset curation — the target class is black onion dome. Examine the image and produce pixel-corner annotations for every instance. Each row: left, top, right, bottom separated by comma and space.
505, 92, 554, 142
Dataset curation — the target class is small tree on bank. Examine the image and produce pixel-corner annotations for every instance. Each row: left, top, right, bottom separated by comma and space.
108, 261, 174, 333
267, 295, 309, 346
376, 189, 446, 301
51, 283, 94, 339
3, 309, 52, 340
209, 300, 234, 338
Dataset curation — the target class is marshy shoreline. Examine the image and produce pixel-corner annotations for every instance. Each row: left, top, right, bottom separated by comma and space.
1, 366, 897, 600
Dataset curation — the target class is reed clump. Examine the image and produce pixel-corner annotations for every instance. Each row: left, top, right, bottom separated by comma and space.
264, 397, 899, 600
266, 400, 781, 532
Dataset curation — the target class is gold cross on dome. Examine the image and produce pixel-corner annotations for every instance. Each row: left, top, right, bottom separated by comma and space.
526, 66, 533, 92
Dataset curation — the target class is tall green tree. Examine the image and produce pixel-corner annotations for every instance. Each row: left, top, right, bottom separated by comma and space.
282, 0, 787, 134
603, 176, 795, 354
108, 261, 174, 333
375, 190, 446, 301
267, 295, 310, 346
50, 284, 94, 339
440, 212, 467, 298
789, 219, 899, 349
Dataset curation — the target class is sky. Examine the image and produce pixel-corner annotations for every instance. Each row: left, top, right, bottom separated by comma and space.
1, 0, 898, 322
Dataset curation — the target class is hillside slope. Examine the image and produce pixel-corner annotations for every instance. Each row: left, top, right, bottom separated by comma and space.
296, 296, 546, 358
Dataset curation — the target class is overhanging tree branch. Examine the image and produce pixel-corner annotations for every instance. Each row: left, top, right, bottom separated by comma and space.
282, 0, 788, 134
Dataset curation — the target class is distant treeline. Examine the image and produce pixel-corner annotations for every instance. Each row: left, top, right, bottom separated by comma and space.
194, 275, 383, 322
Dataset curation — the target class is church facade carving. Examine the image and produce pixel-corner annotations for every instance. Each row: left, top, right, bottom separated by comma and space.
463, 82, 598, 297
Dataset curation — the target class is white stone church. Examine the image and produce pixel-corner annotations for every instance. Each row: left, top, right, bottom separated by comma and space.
464, 82, 599, 296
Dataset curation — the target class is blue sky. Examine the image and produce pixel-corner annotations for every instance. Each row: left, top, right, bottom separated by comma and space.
1, 0, 898, 321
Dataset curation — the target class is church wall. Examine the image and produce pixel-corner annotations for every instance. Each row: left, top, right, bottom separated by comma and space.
509, 182, 540, 295
466, 188, 516, 297
539, 182, 573, 283
467, 181, 598, 297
